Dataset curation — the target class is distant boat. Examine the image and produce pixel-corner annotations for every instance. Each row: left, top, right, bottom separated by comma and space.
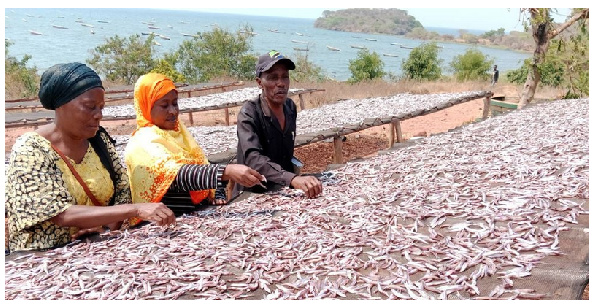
181, 33, 199, 38
26, 14, 35, 17
351, 36, 361, 38
383, 53, 399, 57
291, 39, 308, 44
90, 29, 95, 35
327, 46, 340, 51
52, 24, 68, 29
365, 38, 377, 41
97, 20, 109, 23
29, 30, 42, 35
400, 46, 414, 50
179, 21, 189, 24
81, 23, 94, 28
153, 40, 161, 46
350, 45, 367, 49
148, 26, 160, 30
141, 32, 155, 36
293, 47, 309, 51
268, 29, 279, 33
57, 16, 65, 18
391, 42, 402, 45
295, 32, 303, 36
75, 20, 84, 23
158, 34, 170, 40
167, 25, 173, 29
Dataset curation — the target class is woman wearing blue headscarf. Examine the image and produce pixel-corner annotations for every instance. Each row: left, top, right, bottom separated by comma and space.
5, 62, 176, 252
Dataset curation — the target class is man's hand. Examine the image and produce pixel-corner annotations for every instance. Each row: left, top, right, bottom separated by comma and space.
222, 164, 264, 187
135, 202, 176, 226
291, 175, 323, 198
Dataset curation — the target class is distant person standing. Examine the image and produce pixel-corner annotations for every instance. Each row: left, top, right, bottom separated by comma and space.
491, 65, 499, 86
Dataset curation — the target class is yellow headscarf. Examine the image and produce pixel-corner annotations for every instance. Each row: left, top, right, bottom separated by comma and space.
125, 73, 214, 225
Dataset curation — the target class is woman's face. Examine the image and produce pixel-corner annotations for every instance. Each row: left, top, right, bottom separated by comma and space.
150, 89, 179, 130
55, 87, 105, 139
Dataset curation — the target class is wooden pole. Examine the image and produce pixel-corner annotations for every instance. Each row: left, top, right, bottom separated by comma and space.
482, 96, 491, 120
333, 136, 344, 164
188, 111, 194, 126
298, 93, 306, 110
393, 119, 402, 143
224, 107, 230, 126
388, 122, 396, 148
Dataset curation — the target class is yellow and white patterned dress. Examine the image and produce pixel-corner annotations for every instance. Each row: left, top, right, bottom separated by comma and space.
5, 131, 131, 252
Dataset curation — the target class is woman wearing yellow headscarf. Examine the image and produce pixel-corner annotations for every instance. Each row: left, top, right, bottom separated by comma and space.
125, 73, 264, 224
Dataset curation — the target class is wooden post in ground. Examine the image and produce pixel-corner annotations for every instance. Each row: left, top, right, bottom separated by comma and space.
482, 96, 491, 120
333, 136, 344, 164
388, 122, 396, 148
188, 111, 194, 126
393, 119, 402, 143
298, 93, 306, 110
224, 108, 230, 126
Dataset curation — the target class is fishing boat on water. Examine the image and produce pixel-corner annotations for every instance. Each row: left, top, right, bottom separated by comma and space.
350, 45, 367, 49
181, 33, 199, 38
52, 25, 68, 29
81, 23, 94, 28
97, 20, 109, 23
29, 30, 42, 35
158, 34, 171, 40
268, 29, 279, 33
383, 53, 399, 57
295, 32, 303, 36
365, 38, 377, 41
327, 46, 341, 51
148, 25, 160, 30
293, 47, 309, 51
291, 39, 308, 44
153, 40, 161, 46
90, 29, 95, 35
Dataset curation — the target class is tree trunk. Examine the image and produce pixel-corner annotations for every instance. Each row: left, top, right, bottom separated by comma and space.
518, 9, 550, 110
518, 8, 589, 109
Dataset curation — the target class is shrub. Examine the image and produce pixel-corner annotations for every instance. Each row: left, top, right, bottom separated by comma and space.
449, 48, 494, 81
5, 41, 39, 98
87, 34, 157, 85
348, 50, 385, 83
174, 25, 255, 83
401, 42, 442, 81
290, 52, 328, 83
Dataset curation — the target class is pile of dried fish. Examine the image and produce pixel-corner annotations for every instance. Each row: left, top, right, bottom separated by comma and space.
111, 91, 487, 160
101, 88, 304, 119
5, 99, 588, 299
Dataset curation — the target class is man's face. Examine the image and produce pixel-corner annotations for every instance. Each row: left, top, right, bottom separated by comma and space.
257, 62, 290, 107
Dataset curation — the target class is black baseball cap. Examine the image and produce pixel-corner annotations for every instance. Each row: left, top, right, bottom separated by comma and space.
255, 50, 295, 77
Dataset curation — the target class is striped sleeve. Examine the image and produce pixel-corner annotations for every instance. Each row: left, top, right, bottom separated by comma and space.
169, 164, 226, 192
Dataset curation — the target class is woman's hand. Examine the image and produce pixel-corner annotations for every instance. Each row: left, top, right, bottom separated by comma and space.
222, 164, 264, 187
134, 202, 176, 226
71, 226, 105, 241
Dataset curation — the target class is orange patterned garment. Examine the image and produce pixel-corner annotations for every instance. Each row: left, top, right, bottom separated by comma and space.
124, 73, 214, 225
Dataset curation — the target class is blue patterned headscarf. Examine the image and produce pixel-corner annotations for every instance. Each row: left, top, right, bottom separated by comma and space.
38, 62, 104, 110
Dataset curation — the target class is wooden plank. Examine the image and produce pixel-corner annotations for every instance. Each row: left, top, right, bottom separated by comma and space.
298, 94, 305, 110
224, 108, 230, 126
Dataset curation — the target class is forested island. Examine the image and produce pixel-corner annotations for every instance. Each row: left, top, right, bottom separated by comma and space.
314, 8, 422, 35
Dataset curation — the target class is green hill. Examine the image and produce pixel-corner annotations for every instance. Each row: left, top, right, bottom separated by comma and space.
314, 8, 423, 35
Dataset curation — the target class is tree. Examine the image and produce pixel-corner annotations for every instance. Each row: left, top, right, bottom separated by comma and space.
87, 34, 157, 85
517, 8, 589, 109
348, 50, 385, 83
174, 25, 255, 83
450, 48, 494, 81
401, 42, 442, 81
5, 41, 39, 98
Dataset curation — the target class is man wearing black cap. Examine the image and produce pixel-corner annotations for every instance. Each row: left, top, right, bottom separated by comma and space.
233, 50, 322, 198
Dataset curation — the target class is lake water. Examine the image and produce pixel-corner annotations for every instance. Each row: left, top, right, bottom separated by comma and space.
4, 8, 531, 81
